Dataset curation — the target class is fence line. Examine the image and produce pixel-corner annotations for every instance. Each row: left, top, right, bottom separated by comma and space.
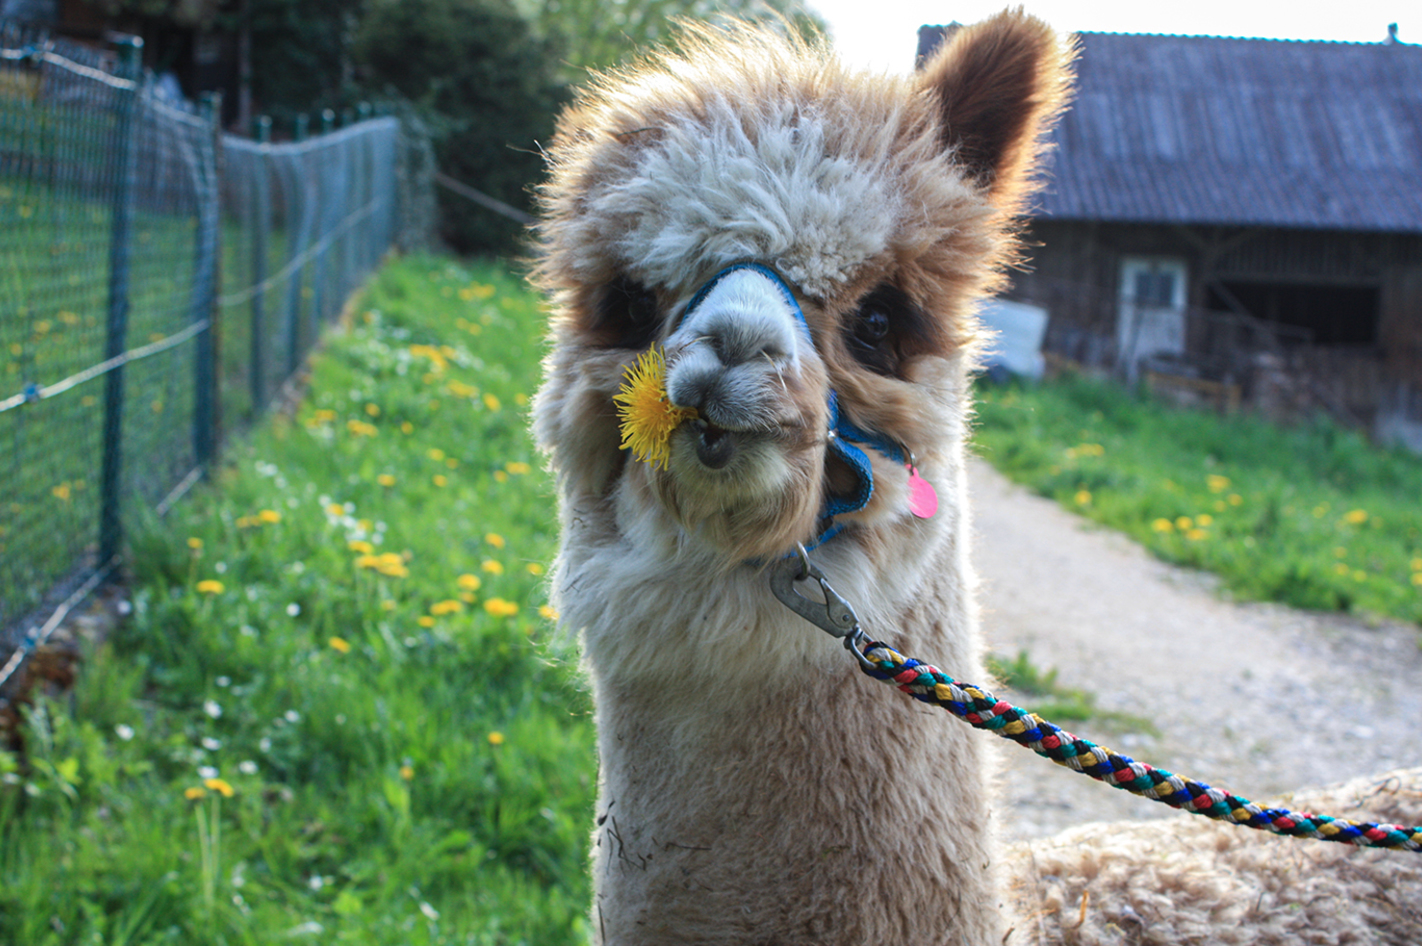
0, 23, 429, 701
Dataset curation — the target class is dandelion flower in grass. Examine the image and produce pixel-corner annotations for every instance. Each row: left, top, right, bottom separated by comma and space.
487, 731, 505, 746
430, 599, 463, 616
432, 474, 448, 488
484, 598, 518, 617
493, 470, 509, 483
483, 393, 501, 411
257, 509, 281, 524
329, 636, 351, 654
1151, 518, 1174, 534
187, 537, 203, 550
204, 778, 235, 798
505, 461, 531, 475
1343, 509, 1369, 525
348, 540, 374, 554
1412, 573, 1422, 587
417, 616, 436, 628
485, 532, 505, 549
1185, 528, 1208, 541
376, 474, 396, 487
1175, 516, 1194, 531
457, 573, 482, 592
481, 560, 504, 576
1412, 558, 1422, 572
427, 448, 445, 461
538, 604, 559, 621
1073, 490, 1091, 505
399, 765, 414, 780
196, 579, 225, 595
184, 786, 206, 800
614, 346, 698, 470
1196, 514, 1213, 527
1207, 474, 1231, 493
526, 562, 544, 576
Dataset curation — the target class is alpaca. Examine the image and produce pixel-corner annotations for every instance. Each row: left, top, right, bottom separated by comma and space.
531, 11, 1074, 943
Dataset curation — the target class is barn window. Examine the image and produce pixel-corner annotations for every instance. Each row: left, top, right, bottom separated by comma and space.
1206, 281, 1381, 346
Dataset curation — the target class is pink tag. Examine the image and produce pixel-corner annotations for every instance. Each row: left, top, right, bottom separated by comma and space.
907, 464, 938, 519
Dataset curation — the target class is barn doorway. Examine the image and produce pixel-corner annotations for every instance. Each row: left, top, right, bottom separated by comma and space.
1206, 281, 1381, 346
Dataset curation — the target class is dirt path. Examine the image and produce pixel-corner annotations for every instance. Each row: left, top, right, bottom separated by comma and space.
967, 456, 1422, 841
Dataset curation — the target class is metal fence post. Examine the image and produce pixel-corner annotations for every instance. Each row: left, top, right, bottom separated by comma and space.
98, 35, 143, 566
284, 114, 308, 378
250, 114, 271, 414
192, 92, 221, 474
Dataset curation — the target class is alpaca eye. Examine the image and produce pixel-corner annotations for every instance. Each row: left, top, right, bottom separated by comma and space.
856, 309, 890, 345
593, 276, 661, 349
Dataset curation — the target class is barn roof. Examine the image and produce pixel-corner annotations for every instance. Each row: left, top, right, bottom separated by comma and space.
921, 28, 1422, 233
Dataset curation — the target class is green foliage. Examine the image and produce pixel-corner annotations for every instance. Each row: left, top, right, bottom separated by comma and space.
986, 650, 1096, 722
1, 254, 596, 944
974, 373, 1422, 624
354, 0, 568, 256
514, 0, 827, 77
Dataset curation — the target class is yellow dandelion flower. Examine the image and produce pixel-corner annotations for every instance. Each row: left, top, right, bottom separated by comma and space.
1206, 474, 1231, 493
484, 598, 518, 617
430, 600, 463, 616
52, 483, 72, 501
187, 537, 203, 550
328, 636, 351, 653
1151, 518, 1174, 533
1352, 569, 1366, 582
457, 573, 482, 591
257, 509, 281, 524
493, 470, 509, 483
235, 516, 252, 528
326, 503, 346, 517
1185, 528, 1208, 541
381, 599, 397, 611
485, 533, 505, 549
483, 393, 501, 411
1334, 562, 1351, 575
1074, 490, 1091, 505
538, 604, 559, 621
355, 554, 380, 569
460, 592, 476, 604
1342, 509, 1369, 525
487, 731, 505, 746
1411, 558, 1422, 572
505, 461, 531, 475
1175, 516, 1194, 531
204, 778, 235, 798
196, 580, 225, 595
526, 562, 545, 576
514, 393, 529, 407
376, 474, 396, 487
365, 403, 381, 417
481, 560, 504, 576
1228, 494, 1243, 506
400, 422, 414, 435
432, 474, 447, 487
417, 616, 436, 628
1411, 573, 1422, 586
427, 448, 445, 461
349, 540, 374, 554
1196, 514, 1213, 527
185, 786, 206, 800
614, 346, 698, 470
399, 765, 414, 780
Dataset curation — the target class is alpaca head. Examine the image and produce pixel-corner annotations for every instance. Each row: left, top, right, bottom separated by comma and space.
534, 11, 1072, 567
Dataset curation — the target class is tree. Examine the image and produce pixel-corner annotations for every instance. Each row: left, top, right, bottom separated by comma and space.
353, 0, 568, 255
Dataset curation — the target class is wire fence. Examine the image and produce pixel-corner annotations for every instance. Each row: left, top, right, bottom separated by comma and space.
0, 23, 431, 699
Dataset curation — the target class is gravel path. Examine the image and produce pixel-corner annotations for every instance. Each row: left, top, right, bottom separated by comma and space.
967, 456, 1422, 841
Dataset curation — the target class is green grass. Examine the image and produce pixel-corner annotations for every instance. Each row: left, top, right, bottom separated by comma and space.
973, 373, 1422, 625
1, 253, 596, 945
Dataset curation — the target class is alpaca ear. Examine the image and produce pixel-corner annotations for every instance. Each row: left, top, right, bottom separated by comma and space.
918, 10, 1074, 210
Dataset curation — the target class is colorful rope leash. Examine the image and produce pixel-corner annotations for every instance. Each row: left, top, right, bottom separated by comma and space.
770, 548, 1422, 853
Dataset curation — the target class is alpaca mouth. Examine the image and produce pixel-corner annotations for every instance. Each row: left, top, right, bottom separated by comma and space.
692, 418, 736, 469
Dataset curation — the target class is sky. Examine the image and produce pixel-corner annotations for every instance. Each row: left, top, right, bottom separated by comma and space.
805, 0, 1410, 74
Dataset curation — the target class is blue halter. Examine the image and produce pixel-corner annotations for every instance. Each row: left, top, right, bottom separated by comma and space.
683, 263, 905, 549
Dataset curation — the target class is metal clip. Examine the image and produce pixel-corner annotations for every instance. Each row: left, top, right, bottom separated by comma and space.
769, 544, 878, 672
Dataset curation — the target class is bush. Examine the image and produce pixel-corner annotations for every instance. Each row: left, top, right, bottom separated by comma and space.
354, 0, 568, 256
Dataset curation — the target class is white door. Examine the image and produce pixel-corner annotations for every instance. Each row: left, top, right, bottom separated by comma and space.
1117, 257, 1187, 379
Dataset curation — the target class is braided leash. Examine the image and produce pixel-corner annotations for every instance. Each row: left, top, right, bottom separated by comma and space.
768, 548, 1422, 853
859, 639, 1422, 851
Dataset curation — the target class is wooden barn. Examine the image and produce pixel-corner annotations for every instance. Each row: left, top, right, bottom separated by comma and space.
921, 25, 1422, 449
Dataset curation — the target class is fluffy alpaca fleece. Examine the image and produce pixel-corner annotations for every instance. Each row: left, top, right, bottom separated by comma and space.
532, 11, 1073, 944
1008, 767, 1422, 945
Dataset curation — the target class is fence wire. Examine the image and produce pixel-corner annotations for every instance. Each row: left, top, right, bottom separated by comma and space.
0, 22, 427, 699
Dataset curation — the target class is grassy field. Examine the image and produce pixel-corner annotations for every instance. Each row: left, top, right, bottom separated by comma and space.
1, 253, 596, 945
973, 374, 1422, 625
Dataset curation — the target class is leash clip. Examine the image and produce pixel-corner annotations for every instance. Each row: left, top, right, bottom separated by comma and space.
769, 544, 878, 672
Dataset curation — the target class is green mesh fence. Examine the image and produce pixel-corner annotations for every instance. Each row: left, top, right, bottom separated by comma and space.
0, 23, 422, 698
